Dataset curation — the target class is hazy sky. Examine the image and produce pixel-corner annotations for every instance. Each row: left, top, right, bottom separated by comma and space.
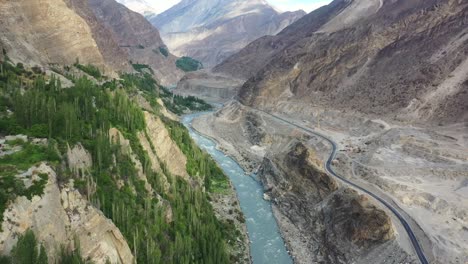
148, 0, 331, 14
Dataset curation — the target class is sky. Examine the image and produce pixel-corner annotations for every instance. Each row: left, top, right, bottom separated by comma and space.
147, 0, 331, 14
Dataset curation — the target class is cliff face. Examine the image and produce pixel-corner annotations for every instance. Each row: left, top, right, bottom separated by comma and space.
216, 0, 468, 124
0, 0, 106, 68
0, 0, 184, 85
149, 0, 305, 68
65, 0, 131, 73
259, 142, 414, 264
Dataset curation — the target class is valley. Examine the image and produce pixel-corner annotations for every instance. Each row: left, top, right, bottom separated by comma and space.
0, 0, 467, 263
187, 100, 467, 264
182, 112, 291, 264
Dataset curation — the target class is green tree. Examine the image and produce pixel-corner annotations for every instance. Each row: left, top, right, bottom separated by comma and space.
37, 245, 48, 264
10, 230, 48, 264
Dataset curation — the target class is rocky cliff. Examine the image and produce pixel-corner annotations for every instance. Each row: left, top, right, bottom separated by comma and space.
0, 0, 107, 69
149, 0, 305, 68
258, 142, 416, 263
215, 0, 468, 124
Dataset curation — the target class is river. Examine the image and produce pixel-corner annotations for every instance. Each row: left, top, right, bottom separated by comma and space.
181, 112, 292, 264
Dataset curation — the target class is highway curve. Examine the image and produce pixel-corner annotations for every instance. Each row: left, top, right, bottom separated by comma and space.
254, 108, 430, 264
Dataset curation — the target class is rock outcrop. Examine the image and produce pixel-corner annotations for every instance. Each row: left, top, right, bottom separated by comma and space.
0, 163, 134, 264
67, 143, 93, 177
259, 142, 415, 263
215, 0, 468, 124
142, 112, 189, 179
149, 0, 305, 68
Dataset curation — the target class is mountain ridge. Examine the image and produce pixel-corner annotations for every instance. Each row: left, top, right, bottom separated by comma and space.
215, 0, 468, 124
149, 0, 306, 67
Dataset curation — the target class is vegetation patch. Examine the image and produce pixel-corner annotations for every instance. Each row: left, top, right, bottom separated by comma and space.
0, 230, 90, 263
74, 62, 102, 79
158, 46, 169, 57
0, 142, 58, 230
131, 63, 154, 75
160, 86, 212, 114
162, 116, 229, 193
176, 56, 203, 72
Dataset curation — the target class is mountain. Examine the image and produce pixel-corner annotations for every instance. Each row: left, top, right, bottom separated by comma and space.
87, 0, 184, 85
149, 0, 306, 68
0, 0, 109, 70
0, 0, 184, 85
115, 0, 157, 16
215, 0, 468, 124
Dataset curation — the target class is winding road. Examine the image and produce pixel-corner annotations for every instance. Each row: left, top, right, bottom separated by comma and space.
253, 108, 430, 264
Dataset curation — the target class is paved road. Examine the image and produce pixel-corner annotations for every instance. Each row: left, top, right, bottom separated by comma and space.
254, 109, 430, 264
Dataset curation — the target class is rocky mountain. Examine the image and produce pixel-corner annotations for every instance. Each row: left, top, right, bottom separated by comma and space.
87, 0, 184, 85
0, 0, 108, 70
149, 0, 306, 67
115, 0, 157, 16
215, 0, 468, 124
0, 0, 184, 85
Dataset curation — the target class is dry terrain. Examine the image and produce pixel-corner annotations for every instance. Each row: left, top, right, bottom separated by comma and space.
192, 101, 468, 264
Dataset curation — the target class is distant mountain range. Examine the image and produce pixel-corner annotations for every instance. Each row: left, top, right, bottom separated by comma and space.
115, 0, 157, 16
147, 0, 306, 68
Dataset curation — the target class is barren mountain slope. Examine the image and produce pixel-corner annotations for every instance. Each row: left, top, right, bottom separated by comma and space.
0, 0, 184, 85
0, 0, 107, 69
87, 0, 185, 85
66, 0, 131, 72
150, 0, 305, 67
215, 0, 468, 124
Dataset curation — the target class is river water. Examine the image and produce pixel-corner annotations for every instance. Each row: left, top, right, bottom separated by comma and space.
182, 112, 292, 264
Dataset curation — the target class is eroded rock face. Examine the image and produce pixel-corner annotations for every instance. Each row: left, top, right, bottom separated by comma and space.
0, 0, 106, 68
67, 143, 93, 177
0, 163, 134, 264
217, 0, 468, 124
142, 112, 189, 179
150, 0, 305, 68
259, 142, 414, 263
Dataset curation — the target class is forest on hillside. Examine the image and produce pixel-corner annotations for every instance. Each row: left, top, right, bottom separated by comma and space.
0, 58, 239, 263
